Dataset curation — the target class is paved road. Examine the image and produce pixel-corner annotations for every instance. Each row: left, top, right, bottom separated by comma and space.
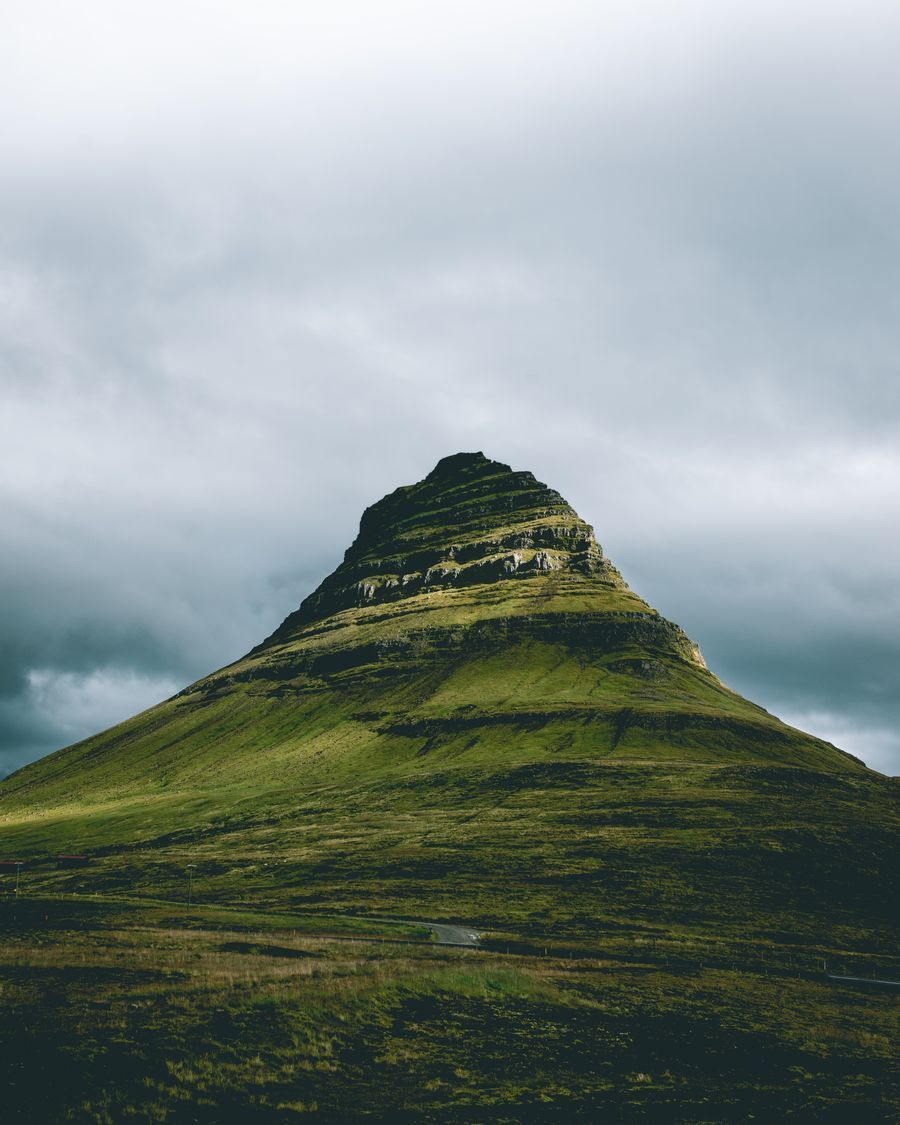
426, 921, 481, 947
46, 894, 483, 950
828, 974, 900, 988
378, 917, 481, 947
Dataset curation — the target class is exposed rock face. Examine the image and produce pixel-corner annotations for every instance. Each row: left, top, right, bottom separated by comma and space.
267, 452, 625, 640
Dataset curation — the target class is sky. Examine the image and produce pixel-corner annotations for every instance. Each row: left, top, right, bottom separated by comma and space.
2, 0, 898, 777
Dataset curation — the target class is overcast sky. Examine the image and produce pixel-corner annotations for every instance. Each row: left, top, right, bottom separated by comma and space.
2, 1, 898, 778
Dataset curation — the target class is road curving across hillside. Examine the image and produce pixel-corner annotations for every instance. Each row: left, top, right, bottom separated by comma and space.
375, 917, 481, 947
424, 921, 482, 947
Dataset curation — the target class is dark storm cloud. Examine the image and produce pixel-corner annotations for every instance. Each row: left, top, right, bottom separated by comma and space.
1, 1, 898, 776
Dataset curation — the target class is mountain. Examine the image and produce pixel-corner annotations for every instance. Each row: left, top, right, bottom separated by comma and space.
1, 452, 895, 954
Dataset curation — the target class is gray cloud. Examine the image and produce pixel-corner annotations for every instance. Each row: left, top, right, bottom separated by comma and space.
1, 1, 898, 776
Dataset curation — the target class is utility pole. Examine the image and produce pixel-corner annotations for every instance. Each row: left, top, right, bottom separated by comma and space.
187, 864, 197, 908
14, 862, 23, 897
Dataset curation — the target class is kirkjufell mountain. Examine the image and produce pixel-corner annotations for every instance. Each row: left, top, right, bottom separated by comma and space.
1, 453, 894, 946
3, 453, 898, 1123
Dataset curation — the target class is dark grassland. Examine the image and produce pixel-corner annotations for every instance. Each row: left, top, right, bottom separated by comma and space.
2, 895, 897, 1123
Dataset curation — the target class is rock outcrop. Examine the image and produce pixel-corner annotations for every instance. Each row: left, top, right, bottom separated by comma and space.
264, 452, 625, 641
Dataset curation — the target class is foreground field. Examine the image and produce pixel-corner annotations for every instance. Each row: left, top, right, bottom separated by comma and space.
2, 897, 897, 1123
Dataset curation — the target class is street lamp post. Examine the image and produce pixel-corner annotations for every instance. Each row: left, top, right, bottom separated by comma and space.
187, 864, 197, 908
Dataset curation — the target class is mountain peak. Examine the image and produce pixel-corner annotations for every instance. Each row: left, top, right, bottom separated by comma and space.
266, 453, 620, 641
425, 450, 500, 479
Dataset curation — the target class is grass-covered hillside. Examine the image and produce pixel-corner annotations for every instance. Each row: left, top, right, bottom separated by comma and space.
1, 453, 895, 952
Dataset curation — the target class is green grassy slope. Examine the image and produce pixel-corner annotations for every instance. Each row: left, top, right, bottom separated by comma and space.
1, 453, 895, 959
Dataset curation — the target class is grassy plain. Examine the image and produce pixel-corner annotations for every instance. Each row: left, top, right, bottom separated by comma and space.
2, 895, 897, 1123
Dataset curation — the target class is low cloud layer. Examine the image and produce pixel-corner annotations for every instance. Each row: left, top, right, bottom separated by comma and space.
2, 1, 898, 777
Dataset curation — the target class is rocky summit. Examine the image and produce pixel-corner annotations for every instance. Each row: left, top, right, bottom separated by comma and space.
261, 450, 705, 666
269, 451, 619, 629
